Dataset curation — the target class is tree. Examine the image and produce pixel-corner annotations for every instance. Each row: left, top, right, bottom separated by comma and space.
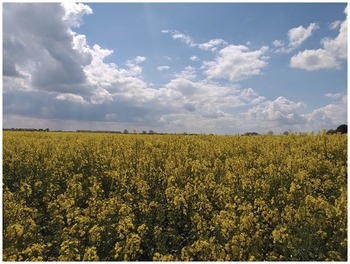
243, 132, 259, 136
336, 124, 347, 134
123, 129, 129, 134
326, 129, 336, 135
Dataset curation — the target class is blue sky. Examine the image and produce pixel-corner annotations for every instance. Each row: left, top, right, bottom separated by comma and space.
3, 2, 347, 134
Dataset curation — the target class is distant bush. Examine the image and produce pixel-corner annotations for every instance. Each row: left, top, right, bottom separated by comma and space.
242, 132, 259, 136
336, 124, 347, 134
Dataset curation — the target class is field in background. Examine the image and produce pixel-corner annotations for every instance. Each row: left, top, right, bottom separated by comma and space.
3, 131, 347, 261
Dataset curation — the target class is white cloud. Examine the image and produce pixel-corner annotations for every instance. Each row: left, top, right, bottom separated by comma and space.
157, 112, 231, 134
162, 29, 227, 52
248, 96, 306, 125
90, 88, 113, 104
62, 2, 93, 28
55, 93, 88, 104
290, 6, 347, 70
3, 3, 153, 109
304, 94, 347, 130
324, 92, 344, 100
203, 45, 268, 82
156, 92, 328, 134
2, 14, 117, 130
273, 23, 319, 53
322, 17, 347, 59
162, 29, 195, 46
160, 77, 265, 114
190, 55, 199, 61
172, 32, 196, 47
174, 66, 197, 79
290, 49, 340, 70
134, 56, 147, 64
329, 20, 341, 30
83, 44, 121, 87
241, 96, 306, 133
157, 65, 170, 71
288, 23, 319, 49
243, 93, 347, 133
272, 39, 285, 48
3, 3, 93, 93
198, 38, 227, 51
126, 56, 146, 76
82, 44, 149, 99
239, 88, 266, 104
154, 77, 269, 133
72, 34, 94, 65
3, 73, 33, 92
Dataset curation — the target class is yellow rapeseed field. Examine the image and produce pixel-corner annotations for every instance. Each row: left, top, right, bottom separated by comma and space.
2, 131, 347, 261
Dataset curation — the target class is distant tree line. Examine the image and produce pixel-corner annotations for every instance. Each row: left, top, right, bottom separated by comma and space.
3, 124, 347, 135
3, 128, 50, 132
77, 130, 122, 134
244, 124, 348, 136
326, 124, 347, 134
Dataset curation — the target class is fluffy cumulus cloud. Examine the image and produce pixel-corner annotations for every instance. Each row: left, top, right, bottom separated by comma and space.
322, 11, 347, 60
324, 92, 343, 100
245, 93, 347, 133
290, 6, 347, 70
190, 55, 199, 61
248, 96, 306, 125
3, 3, 152, 122
273, 23, 318, 53
304, 93, 347, 130
55, 93, 88, 104
288, 23, 319, 49
272, 40, 285, 48
290, 49, 340, 70
174, 66, 197, 79
203, 45, 269, 82
126, 56, 147, 76
157, 65, 170, 71
62, 2, 93, 27
154, 77, 268, 133
159, 77, 264, 111
3, 3, 92, 91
